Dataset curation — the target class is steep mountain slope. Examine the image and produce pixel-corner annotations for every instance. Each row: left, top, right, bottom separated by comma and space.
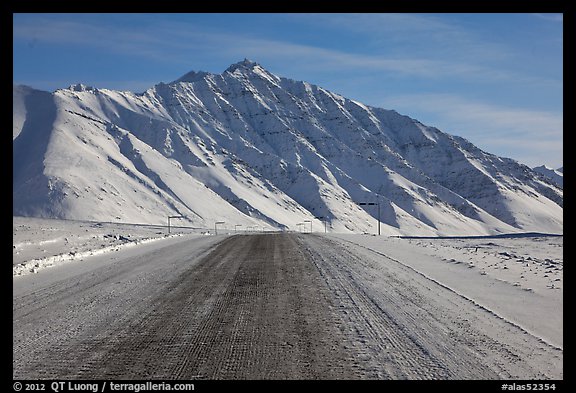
533, 165, 563, 188
12, 60, 563, 235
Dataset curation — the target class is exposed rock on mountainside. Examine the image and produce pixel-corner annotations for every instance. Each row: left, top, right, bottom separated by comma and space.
13, 60, 563, 235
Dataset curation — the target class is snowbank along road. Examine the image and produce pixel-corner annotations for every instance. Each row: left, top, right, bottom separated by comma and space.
13, 233, 562, 379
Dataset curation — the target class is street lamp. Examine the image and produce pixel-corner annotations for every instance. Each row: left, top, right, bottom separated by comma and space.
303, 220, 312, 233
167, 215, 184, 234
215, 221, 225, 235
358, 202, 380, 235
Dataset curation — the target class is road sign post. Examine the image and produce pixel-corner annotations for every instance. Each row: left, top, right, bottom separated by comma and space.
215, 221, 225, 235
168, 215, 184, 234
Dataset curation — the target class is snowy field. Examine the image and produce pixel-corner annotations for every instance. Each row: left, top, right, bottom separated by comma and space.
13, 216, 562, 379
329, 233, 563, 349
13, 216, 209, 276
13, 217, 562, 349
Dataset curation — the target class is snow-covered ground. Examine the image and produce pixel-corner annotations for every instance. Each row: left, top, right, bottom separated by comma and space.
13, 217, 562, 378
13, 216, 209, 276
329, 233, 563, 349
13, 217, 562, 350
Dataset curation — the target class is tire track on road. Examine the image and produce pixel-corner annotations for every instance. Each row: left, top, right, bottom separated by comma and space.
15, 233, 559, 380
298, 234, 562, 379
14, 234, 369, 379
298, 235, 491, 379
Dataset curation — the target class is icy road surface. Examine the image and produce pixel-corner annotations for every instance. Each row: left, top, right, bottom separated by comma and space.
13, 234, 562, 379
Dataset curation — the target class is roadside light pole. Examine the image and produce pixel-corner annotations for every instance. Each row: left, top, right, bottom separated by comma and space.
215, 221, 225, 235
168, 215, 184, 234
358, 202, 380, 236
303, 220, 312, 233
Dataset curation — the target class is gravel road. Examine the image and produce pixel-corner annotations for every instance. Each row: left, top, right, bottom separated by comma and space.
13, 234, 562, 379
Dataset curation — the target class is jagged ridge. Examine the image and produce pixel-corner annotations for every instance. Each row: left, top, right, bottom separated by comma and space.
12, 60, 563, 235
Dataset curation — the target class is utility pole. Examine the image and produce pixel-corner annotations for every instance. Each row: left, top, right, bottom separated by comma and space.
358, 202, 380, 235
315, 216, 327, 233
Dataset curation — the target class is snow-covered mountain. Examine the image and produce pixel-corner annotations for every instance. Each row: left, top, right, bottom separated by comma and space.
533, 165, 563, 188
13, 59, 563, 235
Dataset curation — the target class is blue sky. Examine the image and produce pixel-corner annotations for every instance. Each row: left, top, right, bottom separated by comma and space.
13, 13, 563, 168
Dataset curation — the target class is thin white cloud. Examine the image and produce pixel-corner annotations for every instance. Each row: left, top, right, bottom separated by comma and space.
286, 13, 520, 63
13, 18, 179, 61
532, 13, 563, 23
14, 14, 556, 87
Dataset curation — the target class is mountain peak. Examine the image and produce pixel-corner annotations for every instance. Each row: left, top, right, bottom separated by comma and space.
532, 165, 563, 188
225, 58, 259, 73
68, 83, 96, 92
173, 70, 210, 84
224, 59, 281, 86
172, 59, 262, 84
13, 64, 563, 235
